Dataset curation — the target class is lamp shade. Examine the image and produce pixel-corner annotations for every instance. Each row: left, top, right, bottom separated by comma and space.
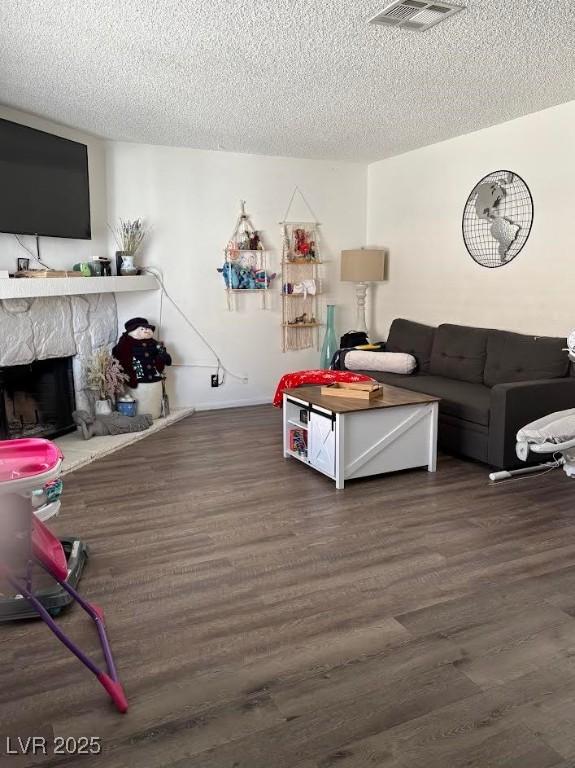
340, 249, 386, 282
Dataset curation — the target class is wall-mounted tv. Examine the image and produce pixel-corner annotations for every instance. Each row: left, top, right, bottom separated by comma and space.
0, 118, 91, 239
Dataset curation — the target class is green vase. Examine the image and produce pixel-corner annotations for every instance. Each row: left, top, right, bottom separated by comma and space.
320, 305, 337, 369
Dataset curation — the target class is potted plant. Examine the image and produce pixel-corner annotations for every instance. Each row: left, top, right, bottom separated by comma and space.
111, 218, 148, 275
86, 349, 129, 415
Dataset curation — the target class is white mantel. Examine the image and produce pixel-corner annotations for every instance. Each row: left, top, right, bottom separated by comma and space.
0, 275, 158, 300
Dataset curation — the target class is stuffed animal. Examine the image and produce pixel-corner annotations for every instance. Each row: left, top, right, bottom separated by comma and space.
254, 269, 277, 288
289, 313, 309, 325
237, 266, 255, 289
217, 262, 240, 289
294, 228, 311, 257
112, 317, 172, 419
249, 231, 261, 250
218, 263, 274, 289
226, 240, 239, 259
113, 317, 172, 389
238, 231, 251, 250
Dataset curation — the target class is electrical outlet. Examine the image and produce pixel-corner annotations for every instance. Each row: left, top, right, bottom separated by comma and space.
211, 374, 219, 388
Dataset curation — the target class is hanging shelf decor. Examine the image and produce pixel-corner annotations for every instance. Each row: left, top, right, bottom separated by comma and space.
217, 200, 275, 310
280, 187, 323, 352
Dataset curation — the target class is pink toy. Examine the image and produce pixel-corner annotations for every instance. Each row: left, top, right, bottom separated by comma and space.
0, 438, 62, 484
0, 438, 128, 713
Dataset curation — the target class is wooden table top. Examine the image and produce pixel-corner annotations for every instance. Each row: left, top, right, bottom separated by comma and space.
282, 384, 440, 414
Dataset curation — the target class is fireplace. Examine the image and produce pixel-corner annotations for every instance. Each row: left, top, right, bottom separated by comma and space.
0, 357, 76, 440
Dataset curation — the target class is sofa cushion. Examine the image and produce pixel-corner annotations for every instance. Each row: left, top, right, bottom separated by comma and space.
429, 324, 488, 384
376, 372, 491, 426
386, 318, 435, 373
484, 329, 568, 387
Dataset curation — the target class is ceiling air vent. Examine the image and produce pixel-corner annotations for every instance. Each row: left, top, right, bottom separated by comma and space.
369, 0, 465, 31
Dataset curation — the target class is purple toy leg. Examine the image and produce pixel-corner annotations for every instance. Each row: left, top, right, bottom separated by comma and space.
4, 568, 128, 714
56, 577, 120, 683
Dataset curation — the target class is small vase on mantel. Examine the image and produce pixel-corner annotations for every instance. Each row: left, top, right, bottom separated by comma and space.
320, 304, 338, 369
119, 253, 138, 276
94, 398, 113, 416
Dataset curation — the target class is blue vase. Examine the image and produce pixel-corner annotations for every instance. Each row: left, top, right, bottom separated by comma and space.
320, 305, 337, 369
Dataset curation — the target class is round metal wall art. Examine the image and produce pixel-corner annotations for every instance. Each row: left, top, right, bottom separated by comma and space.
462, 170, 534, 268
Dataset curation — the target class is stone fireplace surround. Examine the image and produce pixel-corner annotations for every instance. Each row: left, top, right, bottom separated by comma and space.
0, 277, 194, 469
0, 294, 118, 413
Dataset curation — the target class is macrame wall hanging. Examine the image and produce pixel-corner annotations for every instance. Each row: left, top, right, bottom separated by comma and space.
217, 200, 275, 310
280, 188, 322, 352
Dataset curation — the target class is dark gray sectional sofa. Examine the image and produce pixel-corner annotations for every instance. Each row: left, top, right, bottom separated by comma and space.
336, 318, 575, 469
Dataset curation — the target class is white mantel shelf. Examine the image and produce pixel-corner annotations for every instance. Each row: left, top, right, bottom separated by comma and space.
0, 275, 159, 300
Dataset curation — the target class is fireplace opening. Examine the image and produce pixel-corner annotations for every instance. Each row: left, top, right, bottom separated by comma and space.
0, 357, 76, 441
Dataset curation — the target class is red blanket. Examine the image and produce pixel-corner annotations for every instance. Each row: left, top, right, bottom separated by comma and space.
273, 369, 375, 407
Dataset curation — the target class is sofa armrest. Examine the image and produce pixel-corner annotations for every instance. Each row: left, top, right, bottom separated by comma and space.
489, 377, 575, 468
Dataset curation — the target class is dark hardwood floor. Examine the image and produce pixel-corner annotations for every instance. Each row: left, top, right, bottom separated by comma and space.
3, 405, 575, 767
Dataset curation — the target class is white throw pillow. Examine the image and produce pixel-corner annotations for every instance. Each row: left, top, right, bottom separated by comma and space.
345, 351, 417, 374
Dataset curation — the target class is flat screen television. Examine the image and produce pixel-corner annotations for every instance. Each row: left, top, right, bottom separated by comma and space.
0, 118, 91, 239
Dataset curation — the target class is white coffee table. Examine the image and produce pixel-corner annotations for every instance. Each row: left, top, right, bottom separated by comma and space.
283, 384, 439, 489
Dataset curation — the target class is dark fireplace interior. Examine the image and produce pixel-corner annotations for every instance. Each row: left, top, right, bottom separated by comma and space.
0, 357, 76, 441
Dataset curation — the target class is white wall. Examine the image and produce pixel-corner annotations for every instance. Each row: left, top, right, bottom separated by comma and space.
0, 106, 108, 272
6, 96, 573, 411
107, 143, 366, 409
366, 100, 575, 341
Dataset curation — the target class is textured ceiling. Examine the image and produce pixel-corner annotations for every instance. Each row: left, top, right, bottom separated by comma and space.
0, 0, 574, 162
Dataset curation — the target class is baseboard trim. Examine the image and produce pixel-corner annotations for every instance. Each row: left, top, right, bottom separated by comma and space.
193, 398, 271, 411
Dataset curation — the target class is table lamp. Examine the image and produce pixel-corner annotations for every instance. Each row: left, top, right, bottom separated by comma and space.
340, 248, 386, 336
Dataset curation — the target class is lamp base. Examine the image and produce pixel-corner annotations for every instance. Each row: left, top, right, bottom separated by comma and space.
354, 282, 368, 335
